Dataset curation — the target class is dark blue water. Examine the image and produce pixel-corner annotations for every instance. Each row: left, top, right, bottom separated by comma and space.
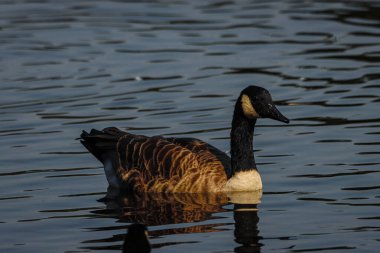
1, 0, 380, 252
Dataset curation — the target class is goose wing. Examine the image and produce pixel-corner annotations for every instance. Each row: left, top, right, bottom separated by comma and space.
81, 127, 228, 192
165, 137, 231, 177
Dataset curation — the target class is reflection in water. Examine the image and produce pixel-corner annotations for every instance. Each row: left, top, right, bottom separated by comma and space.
102, 191, 262, 252
234, 204, 261, 253
115, 192, 229, 228
123, 223, 151, 253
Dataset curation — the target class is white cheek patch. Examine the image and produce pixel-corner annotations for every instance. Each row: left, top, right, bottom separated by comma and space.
241, 94, 260, 119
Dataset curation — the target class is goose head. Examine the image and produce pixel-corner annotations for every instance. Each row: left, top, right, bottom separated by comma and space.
239, 85, 289, 123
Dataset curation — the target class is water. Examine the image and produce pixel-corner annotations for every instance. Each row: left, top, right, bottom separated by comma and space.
1, 0, 380, 252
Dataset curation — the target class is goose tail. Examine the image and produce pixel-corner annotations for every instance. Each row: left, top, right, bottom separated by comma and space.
81, 127, 145, 192
80, 127, 124, 162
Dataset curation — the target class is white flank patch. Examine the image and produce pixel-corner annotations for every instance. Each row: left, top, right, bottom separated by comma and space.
223, 170, 262, 192
103, 159, 120, 189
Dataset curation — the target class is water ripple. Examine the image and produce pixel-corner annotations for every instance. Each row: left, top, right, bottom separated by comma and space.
1, 1, 380, 253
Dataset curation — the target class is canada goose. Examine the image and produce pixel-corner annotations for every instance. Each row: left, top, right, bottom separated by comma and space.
80, 85, 289, 193
123, 223, 151, 253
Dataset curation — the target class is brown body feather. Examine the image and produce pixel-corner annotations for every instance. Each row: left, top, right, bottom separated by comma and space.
81, 127, 230, 193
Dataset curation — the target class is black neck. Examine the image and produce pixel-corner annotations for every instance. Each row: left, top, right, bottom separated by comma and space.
230, 97, 257, 175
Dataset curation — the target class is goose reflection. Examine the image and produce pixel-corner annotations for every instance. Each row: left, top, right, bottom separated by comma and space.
234, 203, 262, 253
123, 223, 151, 253
114, 191, 263, 252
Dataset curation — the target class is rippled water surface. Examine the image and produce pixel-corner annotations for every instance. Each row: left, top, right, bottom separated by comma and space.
1, 0, 380, 252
